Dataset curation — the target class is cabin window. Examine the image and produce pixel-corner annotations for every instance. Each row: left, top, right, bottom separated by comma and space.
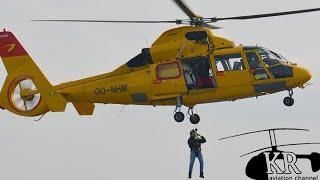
245, 52, 269, 80
127, 48, 153, 68
157, 62, 181, 79
215, 53, 245, 71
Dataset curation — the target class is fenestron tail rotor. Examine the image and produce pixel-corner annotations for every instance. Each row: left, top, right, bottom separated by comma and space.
10, 78, 41, 112
32, 0, 320, 30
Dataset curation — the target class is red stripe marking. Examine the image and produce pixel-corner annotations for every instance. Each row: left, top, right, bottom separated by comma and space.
217, 71, 224, 76
153, 79, 162, 84
0, 31, 28, 58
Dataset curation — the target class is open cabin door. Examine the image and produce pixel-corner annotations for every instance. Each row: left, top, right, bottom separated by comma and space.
150, 61, 187, 97
180, 56, 216, 91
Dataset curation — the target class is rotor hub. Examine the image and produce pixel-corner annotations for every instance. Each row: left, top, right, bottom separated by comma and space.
9, 78, 41, 112
20, 88, 35, 101
191, 17, 204, 26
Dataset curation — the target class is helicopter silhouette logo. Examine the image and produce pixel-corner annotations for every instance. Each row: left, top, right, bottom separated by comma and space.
220, 128, 320, 180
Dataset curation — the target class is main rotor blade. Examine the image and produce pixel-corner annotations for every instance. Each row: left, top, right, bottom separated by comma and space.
172, 0, 197, 19
201, 24, 223, 29
32, 19, 179, 24
213, 8, 320, 22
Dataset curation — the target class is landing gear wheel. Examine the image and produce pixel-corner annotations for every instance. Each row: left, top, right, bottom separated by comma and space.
190, 114, 200, 124
174, 112, 185, 122
283, 96, 294, 106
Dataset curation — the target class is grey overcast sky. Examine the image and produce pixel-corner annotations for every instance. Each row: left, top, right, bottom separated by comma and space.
0, 0, 320, 179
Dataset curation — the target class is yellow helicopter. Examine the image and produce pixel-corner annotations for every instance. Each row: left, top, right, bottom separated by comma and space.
0, 0, 318, 124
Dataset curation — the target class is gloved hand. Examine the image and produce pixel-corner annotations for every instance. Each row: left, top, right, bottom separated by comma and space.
195, 134, 202, 140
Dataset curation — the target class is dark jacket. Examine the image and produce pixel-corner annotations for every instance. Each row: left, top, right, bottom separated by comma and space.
188, 135, 206, 152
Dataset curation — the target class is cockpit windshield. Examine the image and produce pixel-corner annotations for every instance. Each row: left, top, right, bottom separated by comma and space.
258, 48, 286, 66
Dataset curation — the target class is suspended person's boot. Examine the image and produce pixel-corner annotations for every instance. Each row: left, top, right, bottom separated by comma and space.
188, 173, 192, 179
200, 172, 204, 178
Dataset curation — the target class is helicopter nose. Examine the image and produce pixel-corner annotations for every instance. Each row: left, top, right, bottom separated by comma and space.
294, 66, 312, 85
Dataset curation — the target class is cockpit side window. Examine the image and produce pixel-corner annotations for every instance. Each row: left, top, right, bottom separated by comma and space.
268, 65, 293, 79
246, 52, 262, 69
127, 48, 153, 68
258, 48, 281, 66
245, 52, 269, 80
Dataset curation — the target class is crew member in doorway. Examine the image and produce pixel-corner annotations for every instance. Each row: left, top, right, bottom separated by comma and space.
188, 129, 206, 179
183, 64, 196, 89
197, 60, 213, 88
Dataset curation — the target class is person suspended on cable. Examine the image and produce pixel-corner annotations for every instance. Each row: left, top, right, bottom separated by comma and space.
188, 128, 206, 179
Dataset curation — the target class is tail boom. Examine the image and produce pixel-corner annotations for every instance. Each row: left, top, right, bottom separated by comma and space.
0, 30, 67, 117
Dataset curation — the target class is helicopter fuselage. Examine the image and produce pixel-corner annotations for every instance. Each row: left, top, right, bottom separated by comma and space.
53, 26, 311, 107
0, 27, 311, 117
